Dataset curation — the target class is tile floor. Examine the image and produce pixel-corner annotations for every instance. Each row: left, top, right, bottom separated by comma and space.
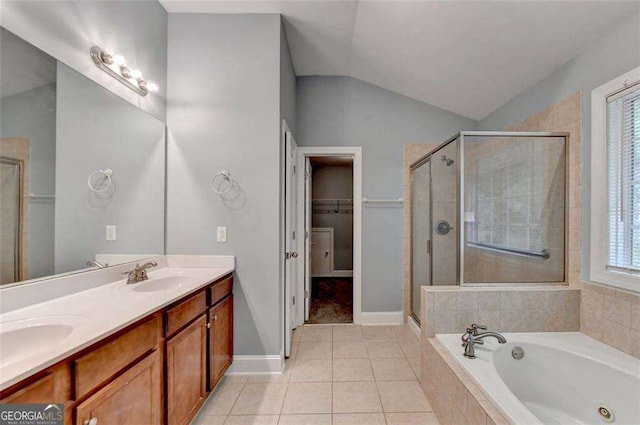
192, 324, 439, 425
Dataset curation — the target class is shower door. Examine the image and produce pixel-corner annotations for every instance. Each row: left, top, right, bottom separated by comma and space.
0, 157, 24, 284
431, 140, 459, 285
410, 159, 431, 323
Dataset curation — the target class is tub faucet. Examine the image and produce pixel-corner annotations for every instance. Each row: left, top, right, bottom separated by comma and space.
123, 261, 158, 284
461, 324, 507, 359
87, 260, 108, 269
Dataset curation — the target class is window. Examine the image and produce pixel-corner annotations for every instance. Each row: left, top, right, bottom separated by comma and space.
591, 67, 640, 292
607, 84, 640, 272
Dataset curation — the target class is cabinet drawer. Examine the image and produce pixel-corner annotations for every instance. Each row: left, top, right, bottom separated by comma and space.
209, 275, 232, 306
165, 290, 206, 336
74, 316, 160, 398
75, 351, 162, 425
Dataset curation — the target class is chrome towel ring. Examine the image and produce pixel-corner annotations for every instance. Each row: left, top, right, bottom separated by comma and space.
88, 168, 113, 193
211, 170, 234, 194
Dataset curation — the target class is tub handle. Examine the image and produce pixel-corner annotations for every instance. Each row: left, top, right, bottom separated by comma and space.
471, 324, 487, 335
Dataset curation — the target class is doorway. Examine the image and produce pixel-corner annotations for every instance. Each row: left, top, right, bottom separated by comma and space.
308, 157, 354, 323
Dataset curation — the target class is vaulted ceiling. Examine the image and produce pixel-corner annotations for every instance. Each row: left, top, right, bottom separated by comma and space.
160, 0, 639, 120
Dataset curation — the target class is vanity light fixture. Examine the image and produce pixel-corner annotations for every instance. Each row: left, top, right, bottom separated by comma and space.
90, 46, 159, 96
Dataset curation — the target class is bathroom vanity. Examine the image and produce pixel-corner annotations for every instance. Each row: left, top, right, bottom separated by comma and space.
0, 258, 235, 425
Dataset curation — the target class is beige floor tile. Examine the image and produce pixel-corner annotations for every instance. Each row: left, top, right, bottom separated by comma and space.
221, 375, 250, 385
333, 359, 374, 381
362, 326, 397, 341
298, 342, 333, 359
377, 381, 431, 412
192, 415, 227, 424
281, 382, 332, 414
370, 358, 417, 381
395, 326, 419, 342
399, 339, 420, 359
224, 416, 279, 425
230, 383, 288, 415
291, 359, 332, 382
292, 327, 302, 342
333, 326, 364, 341
385, 412, 439, 424
301, 326, 333, 342
407, 357, 421, 381
201, 382, 245, 416
333, 413, 386, 424
366, 341, 405, 358
333, 382, 383, 413
278, 414, 331, 424
333, 341, 368, 358
248, 360, 293, 384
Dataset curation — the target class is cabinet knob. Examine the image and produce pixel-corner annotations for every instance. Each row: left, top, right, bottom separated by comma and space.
214, 315, 218, 321
84, 418, 98, 425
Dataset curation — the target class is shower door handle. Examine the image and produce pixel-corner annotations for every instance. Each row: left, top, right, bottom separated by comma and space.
436, 220, 453, 235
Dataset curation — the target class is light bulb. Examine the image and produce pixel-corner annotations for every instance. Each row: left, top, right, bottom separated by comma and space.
145, 80, 159, 93
101, 51, 114, 65
112, 54, 126, 67
130, 68, 143, 81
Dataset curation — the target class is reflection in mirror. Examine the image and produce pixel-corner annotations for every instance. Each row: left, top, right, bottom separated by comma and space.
0, 28, 165, 286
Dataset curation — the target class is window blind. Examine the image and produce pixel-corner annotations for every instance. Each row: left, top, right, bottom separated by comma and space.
607, 84, 640, 272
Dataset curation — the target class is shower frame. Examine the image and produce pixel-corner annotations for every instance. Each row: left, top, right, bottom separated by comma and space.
410, 131, 570, 294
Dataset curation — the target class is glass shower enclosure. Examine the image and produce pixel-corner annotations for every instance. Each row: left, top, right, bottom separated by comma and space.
409, 132, 568, 323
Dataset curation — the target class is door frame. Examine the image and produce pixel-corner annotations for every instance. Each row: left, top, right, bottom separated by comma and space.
296, 146, 363, 325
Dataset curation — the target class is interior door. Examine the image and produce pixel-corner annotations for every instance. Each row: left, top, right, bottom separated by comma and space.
304, 157, 312, 322
311, 228, 334, 276
284, 127, 298, 357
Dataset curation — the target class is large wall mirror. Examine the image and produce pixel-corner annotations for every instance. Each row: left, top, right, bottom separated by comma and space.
0, 27, 165, 287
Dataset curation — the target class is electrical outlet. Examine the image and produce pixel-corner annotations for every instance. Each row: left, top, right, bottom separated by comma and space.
106, 225, 116, 241
217, 226, 227, 243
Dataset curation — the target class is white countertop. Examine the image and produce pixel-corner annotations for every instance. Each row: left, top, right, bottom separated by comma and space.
0, 256, 234, 391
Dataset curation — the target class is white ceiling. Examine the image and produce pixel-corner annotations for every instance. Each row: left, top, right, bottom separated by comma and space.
160, 0, 639, 120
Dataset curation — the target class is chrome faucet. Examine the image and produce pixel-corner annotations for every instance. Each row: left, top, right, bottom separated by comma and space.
123, 261, 158, 284
461, 323, 507, 359
87, 260, 108, 269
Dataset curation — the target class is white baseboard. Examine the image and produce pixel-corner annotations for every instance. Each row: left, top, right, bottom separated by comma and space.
407, 315, 420, 338
226, 354, 284, 375
360, 311, 403, 325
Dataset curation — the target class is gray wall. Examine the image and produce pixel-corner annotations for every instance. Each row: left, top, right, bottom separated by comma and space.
311, 164, 353, 270
478, 10, 640, 280
166, 14, 282, 356
55, 63, 165, 273
0, 83, 56, 279
296, 76, 477, 312
0, 0, 168, 121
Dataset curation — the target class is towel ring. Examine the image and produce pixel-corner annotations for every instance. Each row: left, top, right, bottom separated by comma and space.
211, 170, 233, 194
88, 169, 113, 193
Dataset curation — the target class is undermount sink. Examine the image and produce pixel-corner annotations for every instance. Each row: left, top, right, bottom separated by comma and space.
0, 316, 82, 366
131, 276, 190, 292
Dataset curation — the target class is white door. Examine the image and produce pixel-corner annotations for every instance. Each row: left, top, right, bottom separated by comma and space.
311, 228, 334, 276
284, 127, 298, 357
304, 157, 312, 322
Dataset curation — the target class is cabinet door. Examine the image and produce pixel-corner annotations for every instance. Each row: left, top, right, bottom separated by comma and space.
209, 295, 233, 390
167, 315, 207, 425
75, 351, 161, 425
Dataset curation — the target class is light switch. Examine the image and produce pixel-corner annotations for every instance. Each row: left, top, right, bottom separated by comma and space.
106, 225, 116, 241
217, 226, 227, 243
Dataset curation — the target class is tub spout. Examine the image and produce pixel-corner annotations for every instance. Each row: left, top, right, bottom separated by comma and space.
475, 331, 507, 344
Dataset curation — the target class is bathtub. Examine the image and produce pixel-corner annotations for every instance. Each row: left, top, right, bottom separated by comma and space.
436, 332, 640, 425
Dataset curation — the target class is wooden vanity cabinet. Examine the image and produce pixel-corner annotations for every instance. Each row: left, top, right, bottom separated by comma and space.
0, 272, 234, 425
75, 351, 162, 425
166, 315, 208, 425
208, 294, 233, 390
